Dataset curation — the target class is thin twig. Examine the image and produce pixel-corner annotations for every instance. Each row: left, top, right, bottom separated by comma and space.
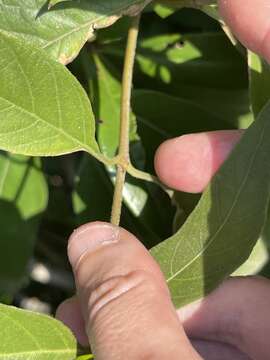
110, 14, 141, 226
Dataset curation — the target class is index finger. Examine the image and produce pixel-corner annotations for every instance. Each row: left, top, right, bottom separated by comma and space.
219, 0, 270, 62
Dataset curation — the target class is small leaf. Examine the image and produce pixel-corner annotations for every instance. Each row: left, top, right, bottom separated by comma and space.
0, 34, 101, 160
151, 100, 270, 307
0, 303, 77, 359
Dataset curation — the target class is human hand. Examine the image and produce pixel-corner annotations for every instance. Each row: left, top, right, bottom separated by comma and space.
56, 2, 270, 359
57, 130, 270, 360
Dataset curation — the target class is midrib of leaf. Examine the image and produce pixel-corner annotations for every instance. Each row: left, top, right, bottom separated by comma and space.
166, 116, 268, 283
0, 349, 75, 357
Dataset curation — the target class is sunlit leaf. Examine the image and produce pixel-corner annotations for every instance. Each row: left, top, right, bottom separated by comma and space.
233, 238, 268, 276
0, 34, 101, 159
0, 304, 77, 359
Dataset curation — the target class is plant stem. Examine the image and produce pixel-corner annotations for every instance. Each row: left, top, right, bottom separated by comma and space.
110, 14, 141, 226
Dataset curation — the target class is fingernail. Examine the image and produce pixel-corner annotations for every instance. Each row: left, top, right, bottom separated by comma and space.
68, 222, 119, 267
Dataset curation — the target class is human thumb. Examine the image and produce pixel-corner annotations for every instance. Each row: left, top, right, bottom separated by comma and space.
67, 221, 201, 360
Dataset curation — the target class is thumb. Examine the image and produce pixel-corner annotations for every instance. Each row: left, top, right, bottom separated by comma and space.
68, 221, 201, 360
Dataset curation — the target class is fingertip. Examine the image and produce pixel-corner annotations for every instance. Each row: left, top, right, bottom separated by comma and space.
68, 221, 119, 269
155, 133, 214, 193
155, 131, 243, 193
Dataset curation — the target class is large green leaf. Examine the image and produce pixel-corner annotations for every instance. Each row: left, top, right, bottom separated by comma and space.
151, 100, 270, 307
0, 153, 48, 295
103, 32, 247, 89
132, 90, 232, 173
0, 34, 100, 159
0, 0, 149, 64
102, 32, 251, 128
0, 303, 77, 359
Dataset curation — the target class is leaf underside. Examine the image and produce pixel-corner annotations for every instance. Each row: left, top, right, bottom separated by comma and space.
0, 34, 100, 158
0, 304, 77, 359
151, 101, 270, 308
0, 0, 149, 64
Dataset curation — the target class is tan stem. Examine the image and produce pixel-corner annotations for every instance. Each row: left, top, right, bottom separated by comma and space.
110, 14, 141, 226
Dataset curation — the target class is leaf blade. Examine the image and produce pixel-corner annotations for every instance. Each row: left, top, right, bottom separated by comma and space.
0, 34, 101, 159
0, 304, 77, 359
0, 0, 149, 63
151, 101, 270, 307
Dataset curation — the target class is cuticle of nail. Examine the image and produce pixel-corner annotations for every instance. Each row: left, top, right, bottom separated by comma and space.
68, 224, 119, 250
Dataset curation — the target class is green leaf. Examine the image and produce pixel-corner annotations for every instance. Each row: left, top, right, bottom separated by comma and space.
154, 3, 175, 18
104, 32, 251, 128
0, 0, 149, 64
132, 90, 232, 173
73, 154, 113, 224
0, 34, 101, 160
0, 153, 48, 295
248, 51, 270, 117
233, 238, 268, 276
151, 100, 270, 307
76, 355, 94, 360
0, 303, 77, 359
135, 32, 247, 89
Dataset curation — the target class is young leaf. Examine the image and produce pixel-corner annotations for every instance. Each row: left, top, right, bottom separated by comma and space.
151, 100, 270, 307
0, 0, 149, 64
0, 153, 48, 295
0, 35, 101, 160
132, 90, 231, 172
0, 303, 77, 359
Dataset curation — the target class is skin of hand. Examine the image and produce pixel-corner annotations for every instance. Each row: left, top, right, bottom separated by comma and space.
56, 1, 270, 359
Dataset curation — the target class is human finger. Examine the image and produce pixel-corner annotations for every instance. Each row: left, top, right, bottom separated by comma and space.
178, 276, 270, 360
68, 221, 201, 360
155, 130, 243, 193
219, 0, 270, 62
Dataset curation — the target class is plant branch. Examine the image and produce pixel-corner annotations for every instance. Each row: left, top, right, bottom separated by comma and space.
110, 14, 141, 226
